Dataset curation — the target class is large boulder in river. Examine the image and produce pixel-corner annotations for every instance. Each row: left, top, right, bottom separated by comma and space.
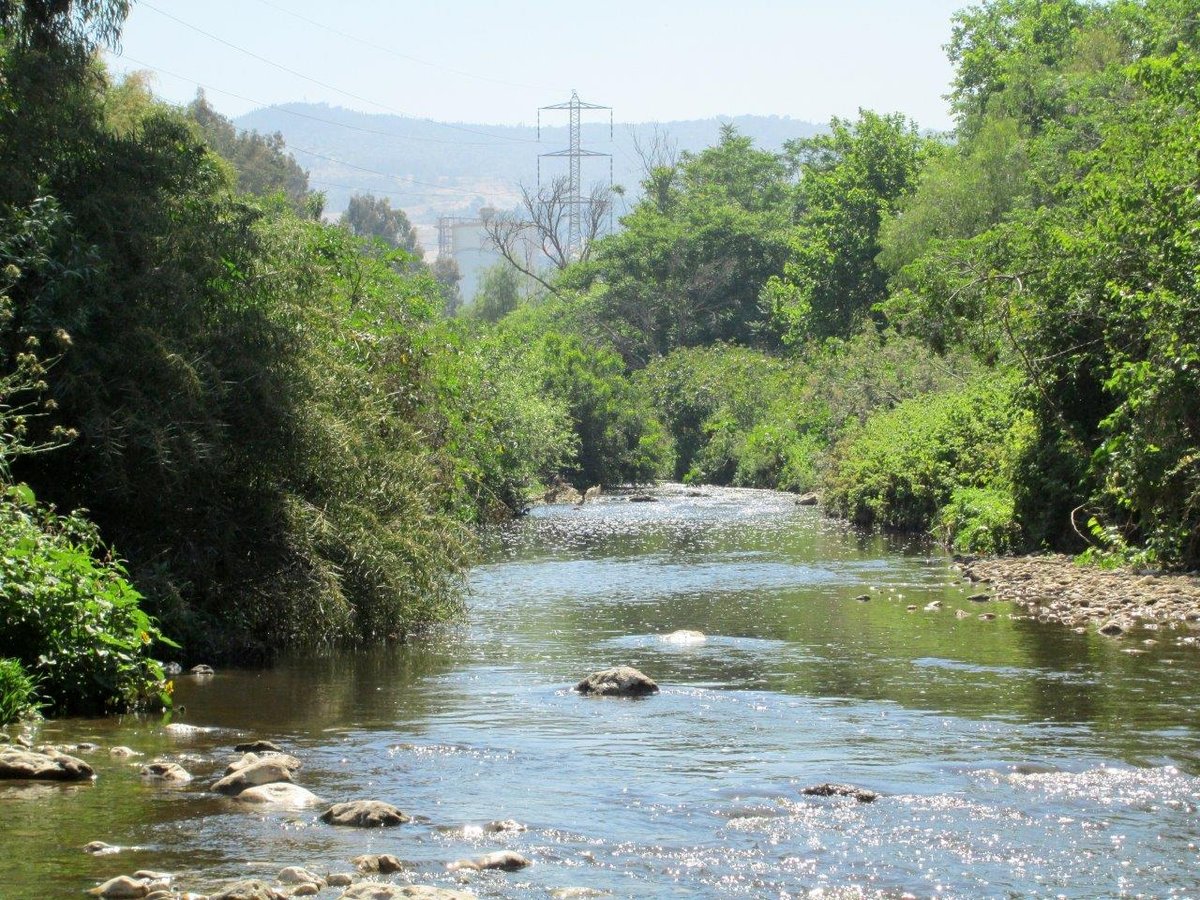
0, 747, 94, 781
235, 782, 322, 808
320, 799, 411, 827
575, 665, 659, 697
213, 758, 295, 795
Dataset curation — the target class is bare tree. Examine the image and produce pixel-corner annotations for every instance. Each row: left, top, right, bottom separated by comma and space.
630, 124, 680, 214
483, 176, 614, 297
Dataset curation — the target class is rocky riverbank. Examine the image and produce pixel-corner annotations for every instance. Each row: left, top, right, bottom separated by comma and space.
958, 554, 1200, 638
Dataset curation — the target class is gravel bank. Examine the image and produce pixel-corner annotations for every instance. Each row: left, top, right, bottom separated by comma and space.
958, 554, 1200, 638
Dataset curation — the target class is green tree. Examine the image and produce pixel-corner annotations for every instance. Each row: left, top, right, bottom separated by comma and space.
187, 90, 321, 219
471, 262, 521, 323
340, 192, 421, 254
570, 125, 793, 363
764, 110, 930, 342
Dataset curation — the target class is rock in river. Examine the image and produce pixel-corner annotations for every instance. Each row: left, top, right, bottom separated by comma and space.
800, 782, 879, 803
278, 866, 324, 887
225, 750, 302, 775
234, 739, 284, 754
575, 666, 659, 697
661, 629, 706, 645
235, 782, 322, 808
208, 880, 286, 900
320, 799, 411, 827
447, 851, 531, 872
795, 492, 819, 506
88, 875, 149, 898
0, 748, 94, 781
353, 853, 405, 873
140, 761, 192, 784
337, 884, 475, 899
213, 758, 295, 795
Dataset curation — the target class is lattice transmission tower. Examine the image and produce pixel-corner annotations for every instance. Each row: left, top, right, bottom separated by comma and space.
538, 90, 612, 261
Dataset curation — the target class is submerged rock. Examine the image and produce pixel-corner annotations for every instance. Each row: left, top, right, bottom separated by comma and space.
484, 818, 527, 833
575, 666, 659, 697
235, 782, 321, 808
337, 884, 475, 899
447, 851, 531, 872
661, 629, 706, 645
208, 880, 286, 900
110, 746, 140, 758
1099, 621, 1125, 636
327, 873, 355, 887
234, 739, 284, 754
0, 748, 94, 781
88, 875, 149, 898
627, 493, 657, 503
854, 594, 871, 602
190, 664, 215, 676
84, 840, 122, 855
140, 761, 192, 784
800, 782, 879, 803
320, 799, 410, 827
163, 723, 213, 737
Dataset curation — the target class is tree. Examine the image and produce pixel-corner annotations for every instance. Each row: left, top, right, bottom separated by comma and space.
482, 176, 614, 296
340, 193, 421, 254
187, 91, 321, 219
763, 110, 930, 343
471, 262, 521, 323
0, 0, 129, 51
431, 255, 462, 316
566, 126, 793, 364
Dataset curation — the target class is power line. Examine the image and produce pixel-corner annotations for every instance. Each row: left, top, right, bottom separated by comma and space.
113, 52, 524, 147
138, 1, 538, 145
249, 0, 552, 94
288, 145, 518, 199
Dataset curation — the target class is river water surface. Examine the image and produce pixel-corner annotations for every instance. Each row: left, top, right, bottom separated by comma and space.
4, 486, 1200, 898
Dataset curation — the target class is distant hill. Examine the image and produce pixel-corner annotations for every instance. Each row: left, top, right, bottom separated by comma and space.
234, 104, 822, 234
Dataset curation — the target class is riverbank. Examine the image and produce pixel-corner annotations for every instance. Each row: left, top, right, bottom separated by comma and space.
958, 554, 1200, 636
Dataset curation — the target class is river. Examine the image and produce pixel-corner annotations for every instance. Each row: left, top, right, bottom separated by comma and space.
4, 485, 1200, 898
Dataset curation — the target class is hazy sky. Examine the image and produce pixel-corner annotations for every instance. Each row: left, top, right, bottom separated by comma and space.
106, 0, 967, 130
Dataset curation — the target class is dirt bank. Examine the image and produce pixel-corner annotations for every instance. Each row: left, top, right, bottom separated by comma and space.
958, 554, 1200, 638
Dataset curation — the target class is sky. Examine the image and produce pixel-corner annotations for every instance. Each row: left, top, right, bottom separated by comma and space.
105, 0, 968, 130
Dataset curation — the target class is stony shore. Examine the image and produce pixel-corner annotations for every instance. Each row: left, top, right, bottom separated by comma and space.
958, 554, 1200, 638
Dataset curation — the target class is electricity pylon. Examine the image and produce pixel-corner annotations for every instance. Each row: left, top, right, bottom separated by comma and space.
538, 90, 612, 261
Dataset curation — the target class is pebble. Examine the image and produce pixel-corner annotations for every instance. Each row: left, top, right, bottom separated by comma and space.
960, 555, 1200, 632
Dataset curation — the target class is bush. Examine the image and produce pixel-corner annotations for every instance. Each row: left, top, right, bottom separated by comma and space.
0, 657, 37, 725
936, 486, 1023, 554
0, 485, 170, 716
825, 374, 1025, 532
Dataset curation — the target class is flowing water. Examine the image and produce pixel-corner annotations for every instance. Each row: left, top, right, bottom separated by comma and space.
4, 486, 1200, 898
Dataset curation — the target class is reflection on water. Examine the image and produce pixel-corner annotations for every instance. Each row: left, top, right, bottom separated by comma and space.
4, 485, 1200, 898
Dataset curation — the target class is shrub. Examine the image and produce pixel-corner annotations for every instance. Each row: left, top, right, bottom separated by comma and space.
0, 484, 171, 715
0, 657, 38, 725
825, 374, 1024, 532
937, 486, 1023, 554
